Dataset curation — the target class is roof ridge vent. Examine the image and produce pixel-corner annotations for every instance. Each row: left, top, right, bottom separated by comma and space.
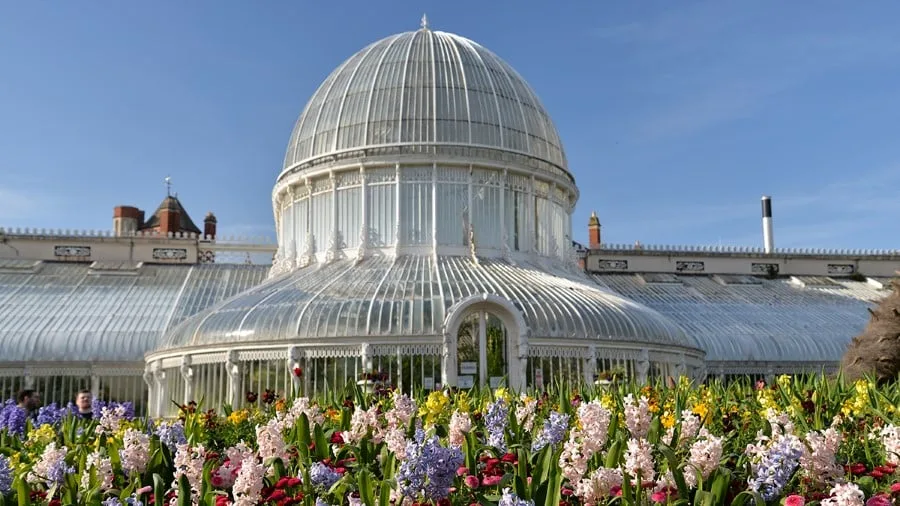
89, 261, 144, 276
0, 259, 43, 274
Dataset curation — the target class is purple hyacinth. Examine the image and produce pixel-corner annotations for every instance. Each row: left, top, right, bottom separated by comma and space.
499, 488, 535, 506
309, 462, 341, 489
396, 428, 464, 501
531, 411, 570, 452
102, 498, 123, 506
155, 421, 187, 451
0, 400, 27, 438
36, 403, 70, 426
748, 436, 804, 501
92, 400, 135, 420
484, 399, 509, 453
0, 454, 12, 495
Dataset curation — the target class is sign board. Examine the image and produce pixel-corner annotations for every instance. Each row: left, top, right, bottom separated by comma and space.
423, 377, 435, 390
489, 376, 504, 388
534, 368, 544, 389
460, 362, 477, 375
457, 375, 474, 389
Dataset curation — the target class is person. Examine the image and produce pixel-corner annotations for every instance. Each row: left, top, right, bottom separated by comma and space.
16, 389, 40, 418
74, 389, 93, 419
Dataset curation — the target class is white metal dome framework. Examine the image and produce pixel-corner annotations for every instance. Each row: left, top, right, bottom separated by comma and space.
143, 23, 704, 417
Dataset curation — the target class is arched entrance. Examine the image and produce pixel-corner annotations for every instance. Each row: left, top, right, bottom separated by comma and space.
456, 311, 510, 389
442, 294, 528, 391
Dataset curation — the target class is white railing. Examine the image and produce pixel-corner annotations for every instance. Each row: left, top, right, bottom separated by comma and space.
0, 227, 275, 244
595, 243, 900, 257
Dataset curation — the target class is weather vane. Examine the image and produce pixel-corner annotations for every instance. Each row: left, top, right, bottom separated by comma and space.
165, 176, 172, 197
420, 13, 428, 30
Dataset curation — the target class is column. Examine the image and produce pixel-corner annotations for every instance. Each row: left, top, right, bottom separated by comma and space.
226, 350, 241, 408
289, 345, 303, 397
180, 355, 194, 405
584, 346, 596, 384
478, 311, 487, 387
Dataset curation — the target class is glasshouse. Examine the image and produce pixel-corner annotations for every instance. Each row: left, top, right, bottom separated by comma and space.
143, 23, 706, 416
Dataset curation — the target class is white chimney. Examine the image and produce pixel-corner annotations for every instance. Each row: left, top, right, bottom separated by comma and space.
761, 195, 774, 253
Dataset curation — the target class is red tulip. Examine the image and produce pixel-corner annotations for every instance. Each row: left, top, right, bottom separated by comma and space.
891, 482, 900, 494
464, 475, 480, 489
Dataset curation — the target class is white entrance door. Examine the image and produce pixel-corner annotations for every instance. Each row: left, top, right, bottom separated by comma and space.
456, 311, 508, 389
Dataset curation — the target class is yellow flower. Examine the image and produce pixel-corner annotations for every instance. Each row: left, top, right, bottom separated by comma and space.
661, 411, 676, 429
600, 394, 615, 410
455, 391, 472, 413
326, 408, 341, 423
777, 375, 792, 390
692, 402, 709, 421
419, 391, 450, 425
227, 409, 249, 425
494, 388, 511, 403
26, 424, 56, 447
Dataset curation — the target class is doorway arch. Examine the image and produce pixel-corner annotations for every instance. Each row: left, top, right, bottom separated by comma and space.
442, 294, 528, 391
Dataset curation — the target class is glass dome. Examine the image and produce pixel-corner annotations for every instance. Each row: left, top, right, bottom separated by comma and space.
280, 26, 568, 182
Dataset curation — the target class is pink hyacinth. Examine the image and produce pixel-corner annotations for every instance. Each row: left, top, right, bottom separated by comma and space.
342, 405, 382, 445
119, 428, 151, 475
515, 394, 538, 432
256, 419, 289, 462
386, 391, 417, 429
684, 429, 723, 488
232, 455, 266, 506
575, 467, 623, 503
624, 438, 655, 485
821, 483, 865, 506
800, 423, 844, 487
81, 451, 113, 491
171, 443, 206, 505
623, 394, 651, 439
449, 411, 472, 447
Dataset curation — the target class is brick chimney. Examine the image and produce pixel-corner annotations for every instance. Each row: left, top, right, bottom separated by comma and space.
158, 198, 180, 235
204, 212, 217, 239
588, 211, 601, 249
113, 206, 143, 236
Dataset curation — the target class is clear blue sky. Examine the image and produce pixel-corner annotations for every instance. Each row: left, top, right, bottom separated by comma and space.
1, 1, 899, 249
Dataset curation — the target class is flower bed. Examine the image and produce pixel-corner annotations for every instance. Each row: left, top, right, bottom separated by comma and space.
1, 376, 900, 505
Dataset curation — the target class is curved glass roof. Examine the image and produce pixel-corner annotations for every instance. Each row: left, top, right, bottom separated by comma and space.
159, 256, 696, 351
0, 263, 269, 362
282, 27, 568, 177
593, 273, 876, 364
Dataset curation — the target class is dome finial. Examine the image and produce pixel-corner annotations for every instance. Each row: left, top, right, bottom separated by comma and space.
420, 13, 428, 30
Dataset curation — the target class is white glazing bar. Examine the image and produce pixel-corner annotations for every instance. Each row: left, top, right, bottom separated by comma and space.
331, 173, 338, 255
394, 164, 401, 251
360, 166, 367, 254
499, 169, 506, 250
431, 163, 438, 253
467, 166, 473, 247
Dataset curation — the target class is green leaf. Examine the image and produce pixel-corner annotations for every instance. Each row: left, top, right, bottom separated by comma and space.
153, 473, 167, 506
314, 424, 329, 461
14, 477, 30, 506
658, 444, 689, 500
178, 474, 193, 506
358, 468, 375, 506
